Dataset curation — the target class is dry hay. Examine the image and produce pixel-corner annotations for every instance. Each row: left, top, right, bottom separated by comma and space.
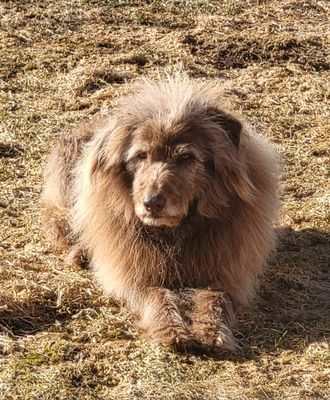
0, 0, 329, 399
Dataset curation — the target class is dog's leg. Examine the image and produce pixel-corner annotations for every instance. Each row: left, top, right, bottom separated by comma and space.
139, 288, 201, 352
189, 289, 239, 352
42, 205, 72, 250
65, 243, 89, 269
42, 205, 88, 269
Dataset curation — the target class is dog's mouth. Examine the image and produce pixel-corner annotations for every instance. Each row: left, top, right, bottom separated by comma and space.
134, 202, 185, 227
138, 214, 182, 228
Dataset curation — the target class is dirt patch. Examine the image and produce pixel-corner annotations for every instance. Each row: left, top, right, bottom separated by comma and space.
0, 142, 24, 158
184, 32, 329, 71
217, 35, 328, 70
76, 69, 131, 95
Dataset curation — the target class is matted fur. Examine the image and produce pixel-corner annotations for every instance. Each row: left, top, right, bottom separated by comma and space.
42, 74, 280, 353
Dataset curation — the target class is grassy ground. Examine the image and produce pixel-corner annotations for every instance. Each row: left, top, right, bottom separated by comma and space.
0, 0, 329, 399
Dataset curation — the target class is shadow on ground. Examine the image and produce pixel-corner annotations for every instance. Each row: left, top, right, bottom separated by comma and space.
227, 226, 330, 361
0, 288, 101, 336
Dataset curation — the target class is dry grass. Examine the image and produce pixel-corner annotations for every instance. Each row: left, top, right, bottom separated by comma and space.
0, 0, 329, 399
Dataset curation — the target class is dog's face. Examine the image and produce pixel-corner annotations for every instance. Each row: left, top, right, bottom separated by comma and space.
88, 91, 255, 227
125, 122, 206, 227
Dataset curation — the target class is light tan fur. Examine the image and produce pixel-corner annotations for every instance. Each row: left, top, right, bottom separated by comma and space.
42, 74, 280, 353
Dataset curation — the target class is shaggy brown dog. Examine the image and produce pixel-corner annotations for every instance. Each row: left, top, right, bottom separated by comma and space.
42, 75, 280, 353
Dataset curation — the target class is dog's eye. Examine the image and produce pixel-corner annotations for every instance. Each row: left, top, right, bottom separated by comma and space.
177, 153, 194, 162
136, 152, 147, 160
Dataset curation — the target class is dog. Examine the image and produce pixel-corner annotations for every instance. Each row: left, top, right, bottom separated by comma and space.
42, 74, 280, 353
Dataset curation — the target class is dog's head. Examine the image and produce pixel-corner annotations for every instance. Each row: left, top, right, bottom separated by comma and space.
86, 77, 256, 227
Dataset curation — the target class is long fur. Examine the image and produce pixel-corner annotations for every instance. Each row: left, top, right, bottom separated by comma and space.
42, 74, 280, 352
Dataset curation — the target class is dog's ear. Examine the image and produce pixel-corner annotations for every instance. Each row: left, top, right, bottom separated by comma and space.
197, 109, 256, 219
197, 156, 256, 219
206, 107, 242, 149
82, 119, 131, 186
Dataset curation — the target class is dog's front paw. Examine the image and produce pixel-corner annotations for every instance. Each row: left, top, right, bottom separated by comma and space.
191, 322, 239, 353
188, 289, 239, 353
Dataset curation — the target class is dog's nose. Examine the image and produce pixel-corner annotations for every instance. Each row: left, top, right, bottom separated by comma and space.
143, 194, 166, 213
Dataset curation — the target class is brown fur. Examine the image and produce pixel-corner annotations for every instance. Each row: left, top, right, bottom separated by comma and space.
41, 75, 280, 353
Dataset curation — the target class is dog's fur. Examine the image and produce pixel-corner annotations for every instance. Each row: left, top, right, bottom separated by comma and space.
42, 75, 279, 352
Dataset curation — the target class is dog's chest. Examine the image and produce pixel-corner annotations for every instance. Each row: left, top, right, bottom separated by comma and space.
142, 229, 213, 288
